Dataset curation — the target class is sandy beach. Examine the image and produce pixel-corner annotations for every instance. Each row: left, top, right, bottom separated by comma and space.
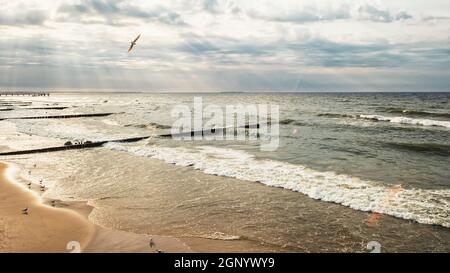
0, 162, 192, 253
0, 162, 94, 252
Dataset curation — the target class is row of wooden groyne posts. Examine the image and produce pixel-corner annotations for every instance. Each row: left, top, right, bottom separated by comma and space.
0, 105, 263, 156
0, 112, 143, 156
0, 116, 261, 157
0, 92, 50, 97
0, 127, 261, 156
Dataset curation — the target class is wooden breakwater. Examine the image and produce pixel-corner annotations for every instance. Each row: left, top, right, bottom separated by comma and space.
0, 124, 265, 157
23, 107, 69, 110
0, 136, 150, 156
158, 123, 262, 138
0, 113, 117, 121
0, 92, 49, 97
0, 107, 68, 111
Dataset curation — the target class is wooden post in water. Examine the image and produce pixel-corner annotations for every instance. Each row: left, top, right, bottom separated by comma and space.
0, 92, 50, 97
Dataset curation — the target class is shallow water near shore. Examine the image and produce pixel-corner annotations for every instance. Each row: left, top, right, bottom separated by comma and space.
1, 92, 449, 252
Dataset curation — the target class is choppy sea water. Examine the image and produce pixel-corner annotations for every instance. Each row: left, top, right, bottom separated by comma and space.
1, 92, 449, 252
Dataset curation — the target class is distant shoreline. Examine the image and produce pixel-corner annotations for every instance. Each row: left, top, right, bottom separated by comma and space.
1, 90, 449, 95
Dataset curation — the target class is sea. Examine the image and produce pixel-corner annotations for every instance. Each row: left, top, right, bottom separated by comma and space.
1, 92, 449, 252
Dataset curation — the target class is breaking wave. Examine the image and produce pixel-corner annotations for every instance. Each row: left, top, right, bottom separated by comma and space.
380, 108, 450, 119
105, 143, 450, 228
358, 115, 450, 128
318, 112, 450, 128
317, 113, 356, 118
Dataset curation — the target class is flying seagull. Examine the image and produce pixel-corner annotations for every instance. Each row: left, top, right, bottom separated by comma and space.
128, 34, 141, 53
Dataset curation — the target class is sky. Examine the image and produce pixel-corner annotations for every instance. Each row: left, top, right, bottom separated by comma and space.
0, 0, 449, 92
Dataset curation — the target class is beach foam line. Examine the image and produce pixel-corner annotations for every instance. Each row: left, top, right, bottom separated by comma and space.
105, 143, 450, 228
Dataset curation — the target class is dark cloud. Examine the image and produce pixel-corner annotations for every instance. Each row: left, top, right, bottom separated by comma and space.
175, 33, 450, 70
203, 0, 219, 13
0, 9, 48, 26
249, 6, 349, 23
57, 0, 186, 26
357, 4, 412, 22
248, 3, 413, 24
421, 15, 450, 21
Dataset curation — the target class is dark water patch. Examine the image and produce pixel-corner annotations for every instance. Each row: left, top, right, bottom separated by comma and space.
379, 107, 450, 119
317, 113, 356, 118
279, 118, 296, 125
98, 196, 123, 201
384, 142, 450, 156
319, 144, 373, 157
125, 122, 172, 129
278, 119, 308, 126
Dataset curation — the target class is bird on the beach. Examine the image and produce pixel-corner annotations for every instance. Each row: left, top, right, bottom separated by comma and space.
156, 249, 164, 253
22, 207, 29, 215
27, 182, 32, 186
149, 238, 155, 248
128, 34, 141, 53
40, 185, 46, 191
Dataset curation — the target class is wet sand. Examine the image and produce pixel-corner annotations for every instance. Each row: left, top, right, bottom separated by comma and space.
0, 162, 193, 253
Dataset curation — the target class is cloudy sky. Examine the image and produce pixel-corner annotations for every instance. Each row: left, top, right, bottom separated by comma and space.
0, 0, 449, 92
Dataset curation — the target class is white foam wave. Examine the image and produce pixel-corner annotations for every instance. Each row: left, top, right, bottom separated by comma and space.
359, 115, 450, 128
101, 119, 120, 126
105, 143, 450, 228
199, 232, 242, 241
12, 119, 139, 142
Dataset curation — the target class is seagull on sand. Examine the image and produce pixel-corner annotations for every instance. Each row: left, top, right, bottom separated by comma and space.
149, 238, 155, 248
22, 207, 29, 215
128, 34, 141, 53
